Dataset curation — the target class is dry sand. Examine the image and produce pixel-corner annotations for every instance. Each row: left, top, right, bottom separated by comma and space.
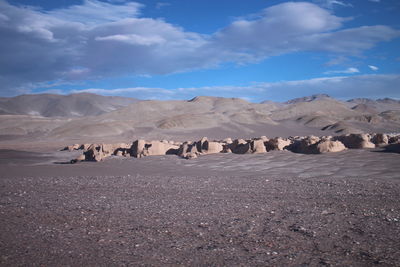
1, 148, 399, 266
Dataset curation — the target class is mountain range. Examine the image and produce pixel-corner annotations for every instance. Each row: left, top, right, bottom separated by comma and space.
0, 93, 399, 144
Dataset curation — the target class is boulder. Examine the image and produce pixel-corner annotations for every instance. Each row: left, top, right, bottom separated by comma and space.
141, 141, 180, 157
62, 143, 81, 151
202, 140, 224, 154
371, 133, 389, 146
115, 150, 124, 157
178, 141, 200, 159
80, 144, 92, 151
223, 138, 233, 144
101, 144, 117, 157
389, 135, 400, 144
196, 137, 209, 153
335, 134, 375, 149
84, 144, 104, 162
288, 137, 346, 154
229, 139, 251, 154
316, 140, 347, 153
265, 137, 292, 151
287, 136, 321, 154
250, 139, 267, 153
130, 139, 146, 158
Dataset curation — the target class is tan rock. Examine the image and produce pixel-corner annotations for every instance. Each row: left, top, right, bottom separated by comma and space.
202, 140, 224, 154
335, 134, 375, 149
287, 136, 321, 154
265, 137, 292, 151
316, 140, 347, 153
196, 137, 209, 153
371, 133, 389, 146
250, 139, 266, 153
84, 145, 104, 162
178, 141, 200, 159
141, 141, 180, 157
115, 150, 124, 157
81, 144, 91, 150
130, 139, 146, 158
223, 138, 233, 144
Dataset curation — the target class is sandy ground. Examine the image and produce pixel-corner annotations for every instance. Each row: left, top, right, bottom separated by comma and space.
0, 149, 400, 266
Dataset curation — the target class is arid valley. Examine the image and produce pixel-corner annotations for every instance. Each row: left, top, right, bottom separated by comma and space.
1, 93, 400, 266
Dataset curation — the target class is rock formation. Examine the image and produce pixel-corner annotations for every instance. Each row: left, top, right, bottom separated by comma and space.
334, 134, 375, 149
371, 133, 389, 147
64, 132, 399, 162
265, 137, 292, 151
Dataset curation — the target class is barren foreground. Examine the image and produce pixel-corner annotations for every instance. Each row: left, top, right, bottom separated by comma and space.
0, 149, 399, 266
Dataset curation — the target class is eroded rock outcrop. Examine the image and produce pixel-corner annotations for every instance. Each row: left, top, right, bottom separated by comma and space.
371, 133, 389, 147
334, 134, 375, 149
288, 137, 347, 154
265, 137, 292, 151
64, 132, 399, 162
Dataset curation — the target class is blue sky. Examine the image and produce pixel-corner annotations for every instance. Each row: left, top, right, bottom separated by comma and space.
0, 0, 399, 102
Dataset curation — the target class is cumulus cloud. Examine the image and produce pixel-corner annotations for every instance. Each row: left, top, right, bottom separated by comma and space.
369, 65, 379, 71
324, 67, 360, 74
69, 74, 400, 102
0, 0, 399, 95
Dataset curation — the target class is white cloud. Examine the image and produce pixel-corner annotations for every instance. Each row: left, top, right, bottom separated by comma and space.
324, 67, 360, 74
95, 33, 166, 46
0, 1, 399, 95
46, 0, 142, 25
369, 0, 380, 2
69, 74, 400, 102
316, 0, 353, 9
369, 65, 379, 71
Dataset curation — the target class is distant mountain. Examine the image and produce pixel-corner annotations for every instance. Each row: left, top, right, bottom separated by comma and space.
376, 98, 400, 104
0, 93, 138, 117
0, 94, 399, 142
347, 98, 377, 104
285, 94, 331, 104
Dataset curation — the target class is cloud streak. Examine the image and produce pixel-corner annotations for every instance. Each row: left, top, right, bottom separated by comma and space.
324, 67, 359, 74
0, 0, 399, 95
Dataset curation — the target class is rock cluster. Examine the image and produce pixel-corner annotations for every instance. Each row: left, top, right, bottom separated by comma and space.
67, 133, 400, 162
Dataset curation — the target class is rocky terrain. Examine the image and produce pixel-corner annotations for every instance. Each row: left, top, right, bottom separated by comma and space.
1, 147, 400, 266
0, 94, 399, 146
62, 133, 399, 163
1, 93, 400, 266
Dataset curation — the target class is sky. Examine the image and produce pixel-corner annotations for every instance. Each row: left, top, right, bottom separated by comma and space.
0, 0, 399, 102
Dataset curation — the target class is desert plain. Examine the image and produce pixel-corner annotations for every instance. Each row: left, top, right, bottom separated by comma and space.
1, 93, 400, 266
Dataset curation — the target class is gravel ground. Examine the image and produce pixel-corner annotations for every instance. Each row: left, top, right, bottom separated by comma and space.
0, 149, 400, 266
